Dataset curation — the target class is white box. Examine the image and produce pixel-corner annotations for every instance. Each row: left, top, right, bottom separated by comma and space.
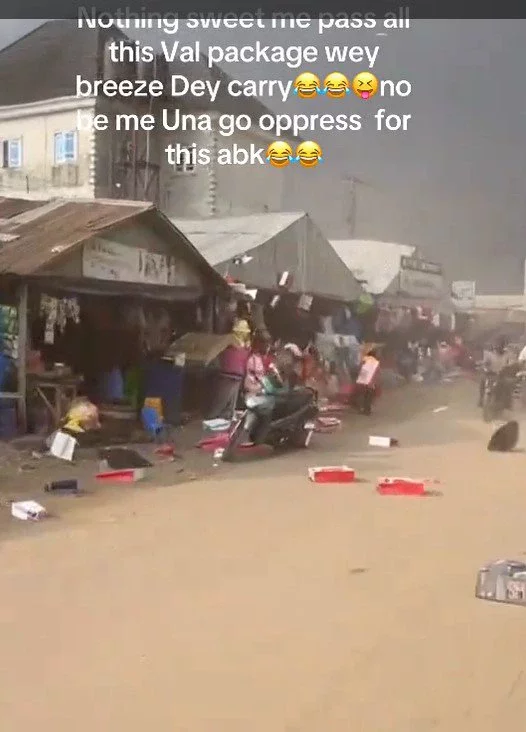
11, 500, 47, 521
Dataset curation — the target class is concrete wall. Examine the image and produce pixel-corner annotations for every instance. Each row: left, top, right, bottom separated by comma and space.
0, 98, 95, 199
0, 97, 287, 220
158, 118, 286, 219
94, 98, 162, 204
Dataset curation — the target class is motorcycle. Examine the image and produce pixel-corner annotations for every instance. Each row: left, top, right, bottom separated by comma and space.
222, 382, 319, 462
481, 368, 525, 422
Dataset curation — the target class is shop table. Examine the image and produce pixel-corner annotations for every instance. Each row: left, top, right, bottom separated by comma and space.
27, 372, 83, 428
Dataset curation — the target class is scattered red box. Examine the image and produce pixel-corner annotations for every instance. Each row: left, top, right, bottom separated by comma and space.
96, 468, 145, 483
308, 466, 356, 483
376, 477, 425, 496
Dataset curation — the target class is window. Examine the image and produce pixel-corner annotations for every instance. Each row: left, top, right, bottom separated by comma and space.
54, 131, 77, 164
1, 138, 22, 168
174, 146, 195, 175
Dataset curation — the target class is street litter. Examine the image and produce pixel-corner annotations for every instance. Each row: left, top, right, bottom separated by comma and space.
315, 416, 341, 432
49, 430, 77, 461
213, 448, 224, 466
487, 420, 519, 452
475, 559, 526, 605
319, 402, 344, 414
99, 447, 153, 470
376, 477, 425, 496
44, 479, 79, 494
202, 418, 231, 432
154, 444, 181, 459
432, 406, 448, 413
11, 500, 47, 521
96, 468, 146, 483
308, 466, 355, 483
368, 435, 399, 448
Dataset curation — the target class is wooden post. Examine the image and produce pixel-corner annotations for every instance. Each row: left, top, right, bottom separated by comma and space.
16, 283, 28, 433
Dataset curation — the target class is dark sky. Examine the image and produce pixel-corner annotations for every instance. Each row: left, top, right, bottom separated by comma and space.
2, 19, 525, 293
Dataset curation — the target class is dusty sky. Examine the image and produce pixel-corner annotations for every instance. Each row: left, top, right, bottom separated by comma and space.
2, 19, 525, 294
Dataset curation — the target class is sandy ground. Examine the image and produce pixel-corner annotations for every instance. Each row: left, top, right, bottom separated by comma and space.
2, 378, 526, 731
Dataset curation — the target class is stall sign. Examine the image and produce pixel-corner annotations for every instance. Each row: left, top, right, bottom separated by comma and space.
83, 240, 197, 287
399, 256, 444, 299
451, 281, 476, 309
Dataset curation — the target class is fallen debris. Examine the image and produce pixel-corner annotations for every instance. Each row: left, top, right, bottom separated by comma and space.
315, 416, 341, 432
49, 430, 77, 461
202, 418, 231, 432
96, 468, 146, 483
432, 406, 448, 413
99, 447, 153, 470
487, 420, 519, 452
44, 479, 79, 494
11, 500, 47, 521
368, 435, 399, 448
376, 477, 425, 496
475, 559, 526, 605
308, 466, 356, 483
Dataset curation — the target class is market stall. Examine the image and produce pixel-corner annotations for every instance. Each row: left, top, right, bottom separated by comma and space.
0, 196, 229, 438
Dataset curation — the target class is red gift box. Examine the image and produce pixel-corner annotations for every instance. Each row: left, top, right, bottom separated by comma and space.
376, 477, 425, 496
308, 466, 356, 483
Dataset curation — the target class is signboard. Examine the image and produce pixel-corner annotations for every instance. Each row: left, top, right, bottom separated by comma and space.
451, 280, 476, 309
399, 257, 444, 299
400, 256, 442, 275
82, 239, 199, 287
82, 240, 138, 282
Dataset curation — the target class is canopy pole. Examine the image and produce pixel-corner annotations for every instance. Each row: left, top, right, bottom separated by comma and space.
16, 283, 28, 433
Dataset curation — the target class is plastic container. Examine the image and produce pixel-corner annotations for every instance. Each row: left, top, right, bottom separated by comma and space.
308, 466, 355, 483
376, 477, 425, 496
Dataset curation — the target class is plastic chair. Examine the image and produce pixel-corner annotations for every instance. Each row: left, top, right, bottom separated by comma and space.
141, 406, 167, 442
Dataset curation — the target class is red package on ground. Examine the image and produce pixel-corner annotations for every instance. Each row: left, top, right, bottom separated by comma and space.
308, 466, 355, 483
376, 477, 425, 496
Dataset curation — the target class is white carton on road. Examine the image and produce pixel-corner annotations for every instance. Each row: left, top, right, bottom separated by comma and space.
11, 500, 47, 521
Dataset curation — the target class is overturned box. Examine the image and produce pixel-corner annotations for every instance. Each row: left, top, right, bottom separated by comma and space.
475, 559, 526, 605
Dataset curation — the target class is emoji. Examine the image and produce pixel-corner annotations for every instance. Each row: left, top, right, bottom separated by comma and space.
323, 72, 350, 99
295, 141, 323, 169
266, 140, 293, 168
293, 72, 321, 99
352, 72, 378, 100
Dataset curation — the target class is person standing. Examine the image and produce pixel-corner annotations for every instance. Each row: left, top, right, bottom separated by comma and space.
354, 349, 381, 415
208, 318, 251, 420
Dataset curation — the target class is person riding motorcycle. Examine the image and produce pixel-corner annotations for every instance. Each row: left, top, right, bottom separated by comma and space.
478, 339, 514, 408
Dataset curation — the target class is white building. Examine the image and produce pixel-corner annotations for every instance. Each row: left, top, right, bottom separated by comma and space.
0, 21, 298, 218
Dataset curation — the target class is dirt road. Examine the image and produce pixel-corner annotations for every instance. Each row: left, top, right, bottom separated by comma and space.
2, 379, 526, 731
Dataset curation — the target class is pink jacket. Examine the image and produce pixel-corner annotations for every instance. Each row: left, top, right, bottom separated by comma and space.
220, 345, 249, 378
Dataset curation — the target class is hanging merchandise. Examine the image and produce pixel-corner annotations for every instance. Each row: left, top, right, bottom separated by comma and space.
40, 295, 81, 344
298, 294, 313, 312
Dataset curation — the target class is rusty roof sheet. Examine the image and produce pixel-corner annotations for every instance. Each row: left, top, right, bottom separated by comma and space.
0, 198, 153, 275
0, 197, 44, 221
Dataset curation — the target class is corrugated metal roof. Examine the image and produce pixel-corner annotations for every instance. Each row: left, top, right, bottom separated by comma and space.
0, 198, 152, 275
171, 213, 304, 265
0, 197, 44, 220
330, 239, 415, 295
